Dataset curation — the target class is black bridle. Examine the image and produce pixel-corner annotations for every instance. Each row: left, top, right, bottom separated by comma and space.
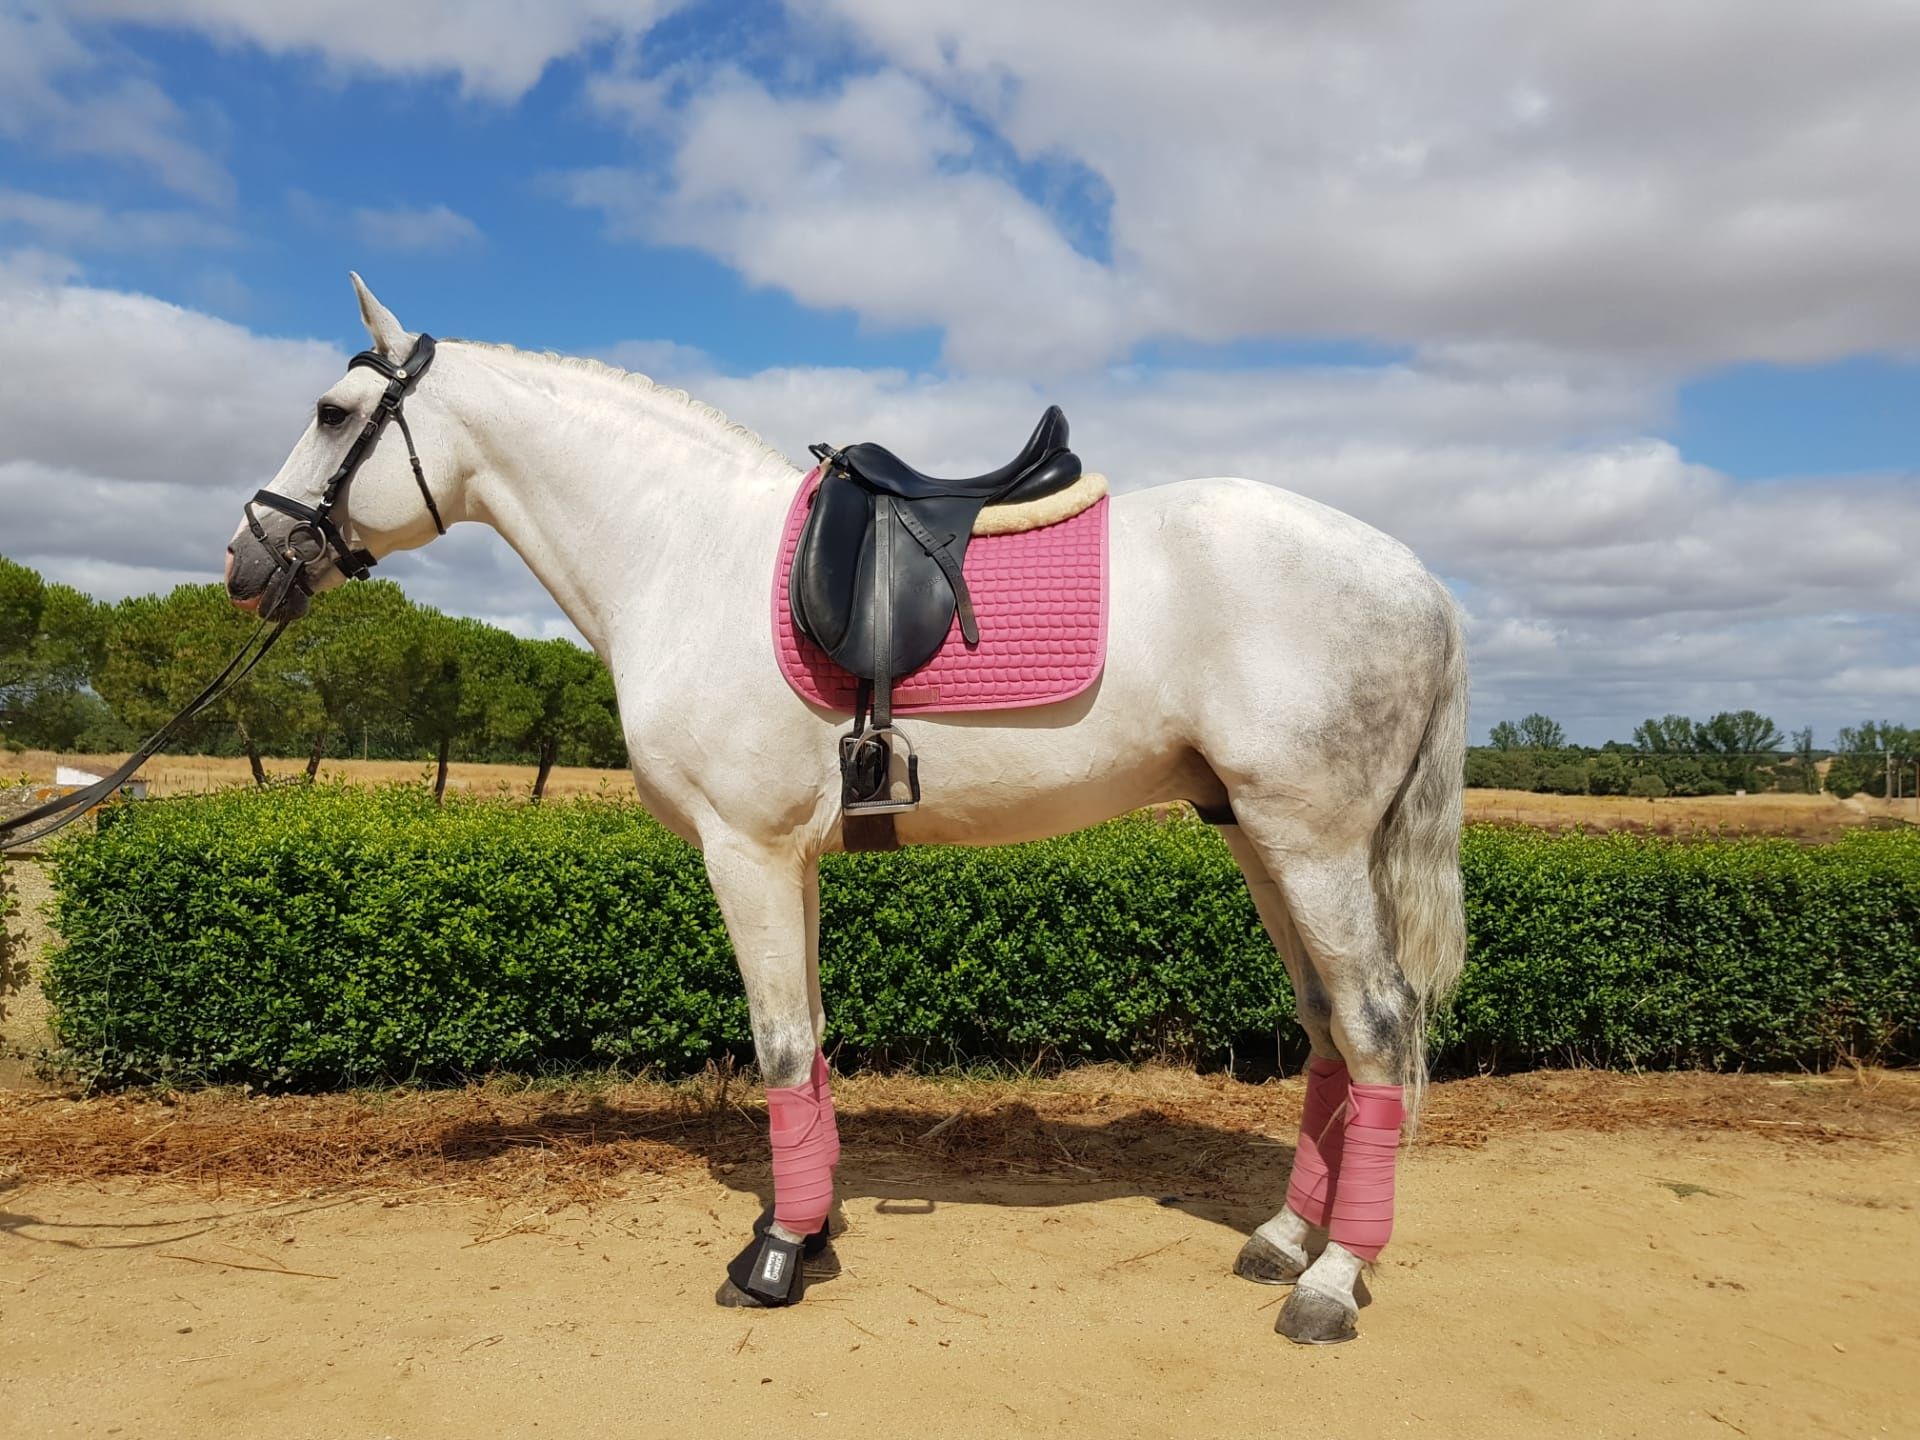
244, 332, 444, 605
0, 335, 446, 852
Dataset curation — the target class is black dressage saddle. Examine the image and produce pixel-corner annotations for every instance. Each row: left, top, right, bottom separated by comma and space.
791, 406, 1082, 821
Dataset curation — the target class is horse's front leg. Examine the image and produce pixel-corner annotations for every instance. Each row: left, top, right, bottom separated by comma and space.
703, 838, 841, 1308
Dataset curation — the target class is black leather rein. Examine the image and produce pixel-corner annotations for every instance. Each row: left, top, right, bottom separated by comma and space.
0, 334, 445, 851
0, 619, 289, 850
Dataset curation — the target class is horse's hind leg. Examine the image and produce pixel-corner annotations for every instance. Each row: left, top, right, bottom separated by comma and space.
1231, 821, 1418, 1344
1220, 828, 1340, 1287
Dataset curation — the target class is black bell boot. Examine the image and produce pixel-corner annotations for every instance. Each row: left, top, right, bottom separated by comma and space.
714, 1210, 838, 1308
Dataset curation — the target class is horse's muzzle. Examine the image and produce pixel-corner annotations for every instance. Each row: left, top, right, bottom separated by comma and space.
225, 526, 313, 622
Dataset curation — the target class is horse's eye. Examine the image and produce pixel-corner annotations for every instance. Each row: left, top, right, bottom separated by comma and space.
316, 402, 349, 429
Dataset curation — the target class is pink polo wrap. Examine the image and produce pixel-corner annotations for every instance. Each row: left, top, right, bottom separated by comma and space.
1326, 1083, 1404, 1260
767, 1049, 840, 1237
1284, 1056, 1350, 1228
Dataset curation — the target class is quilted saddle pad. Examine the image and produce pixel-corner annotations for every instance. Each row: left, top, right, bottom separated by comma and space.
772, 467, 1109, 714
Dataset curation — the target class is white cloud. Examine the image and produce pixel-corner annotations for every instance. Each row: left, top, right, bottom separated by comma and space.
0, 247, 83, 289
54, 0, 1920, 374
46, 0, 1920, 375
71, 0, 681, 101
352, 203, 483, 254
0, 3, 232, 205
565, 0, 1920, 371
0, 269, 341, 505
565, 69, 1126, 370
595, 336, 713, 377
0, 263, 579, 638
0, 187, 239, 250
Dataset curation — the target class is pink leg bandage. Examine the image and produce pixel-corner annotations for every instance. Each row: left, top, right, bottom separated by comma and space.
811, 1049, 840, 1174
1326, 1083, 1403, 1261
1285, 1057, 1350, 1227
767, 1049, 839, 1237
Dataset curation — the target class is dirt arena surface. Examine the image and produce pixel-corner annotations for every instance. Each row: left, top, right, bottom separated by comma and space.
2, 1068, 1916, 1440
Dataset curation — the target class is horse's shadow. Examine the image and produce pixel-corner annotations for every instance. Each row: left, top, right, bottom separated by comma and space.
438, 1094, 1297, 1240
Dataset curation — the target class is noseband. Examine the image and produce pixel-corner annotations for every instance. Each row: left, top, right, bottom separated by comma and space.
244, 332, 445, 604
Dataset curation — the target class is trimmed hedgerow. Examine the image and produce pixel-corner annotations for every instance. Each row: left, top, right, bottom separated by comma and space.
39, 786, 1920, 1088
1443, 826, 1919, 1070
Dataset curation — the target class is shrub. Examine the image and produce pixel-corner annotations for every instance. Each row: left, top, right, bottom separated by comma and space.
1587, 754, 1632, 797
1464, 749, 1543, 791
1658, 759, 1727, 797
40, 787, 1920, 1087
1444, 827, 1920, 1070
1539, 763, 1590, 796
44, 788, 1283, 1086
1627, 774, 1669, 799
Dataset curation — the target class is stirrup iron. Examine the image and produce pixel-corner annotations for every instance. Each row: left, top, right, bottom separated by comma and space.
839, 725, 920, 815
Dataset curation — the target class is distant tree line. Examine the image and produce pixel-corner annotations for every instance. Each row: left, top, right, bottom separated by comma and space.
10, 553, 1913, 805
1469, 710, 1919, 800
1, 555, 624, 799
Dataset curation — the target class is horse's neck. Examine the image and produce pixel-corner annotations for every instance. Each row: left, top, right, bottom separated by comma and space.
451, 349, 801, 656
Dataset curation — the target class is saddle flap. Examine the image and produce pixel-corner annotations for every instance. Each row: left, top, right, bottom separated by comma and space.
789, 482, 971, 682
789, 471, 871, 655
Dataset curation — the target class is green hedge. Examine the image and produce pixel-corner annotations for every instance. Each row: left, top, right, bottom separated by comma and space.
40, 787, 1920, 1087
1448, 826, 1919, 1069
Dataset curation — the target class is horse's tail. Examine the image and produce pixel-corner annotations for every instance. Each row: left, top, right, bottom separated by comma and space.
1375, 588, 1468, 1114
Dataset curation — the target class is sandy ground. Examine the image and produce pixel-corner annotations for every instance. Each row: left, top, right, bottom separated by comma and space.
5, 848, 1918, 1437
2, 1069, 1917, 1440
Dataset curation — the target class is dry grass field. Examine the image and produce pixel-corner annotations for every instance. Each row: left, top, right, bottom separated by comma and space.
7, 749, 1915, 838
1463, 785, 1917, 839
4, 748, 633, 802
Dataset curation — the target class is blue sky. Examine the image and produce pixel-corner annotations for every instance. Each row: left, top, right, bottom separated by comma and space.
1, 0, 1915, 743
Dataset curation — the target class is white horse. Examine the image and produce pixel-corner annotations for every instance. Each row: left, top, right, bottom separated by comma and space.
226, 276, 1467, 1343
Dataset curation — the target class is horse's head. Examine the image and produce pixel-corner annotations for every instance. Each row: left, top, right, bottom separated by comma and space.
226, 274, 458, 620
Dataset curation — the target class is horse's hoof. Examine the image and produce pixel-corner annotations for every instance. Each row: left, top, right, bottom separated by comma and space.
1276, 1286, 1359, 1345
803, 1241, 841, 1281
717, 1222, 840, 1309
1233, 1232, 1305, 1286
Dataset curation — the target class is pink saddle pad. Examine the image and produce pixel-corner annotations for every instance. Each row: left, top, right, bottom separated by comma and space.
773, 467, 1109, 714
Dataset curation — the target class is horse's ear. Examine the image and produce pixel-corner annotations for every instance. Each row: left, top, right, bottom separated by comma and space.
349, 271, 411, 357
